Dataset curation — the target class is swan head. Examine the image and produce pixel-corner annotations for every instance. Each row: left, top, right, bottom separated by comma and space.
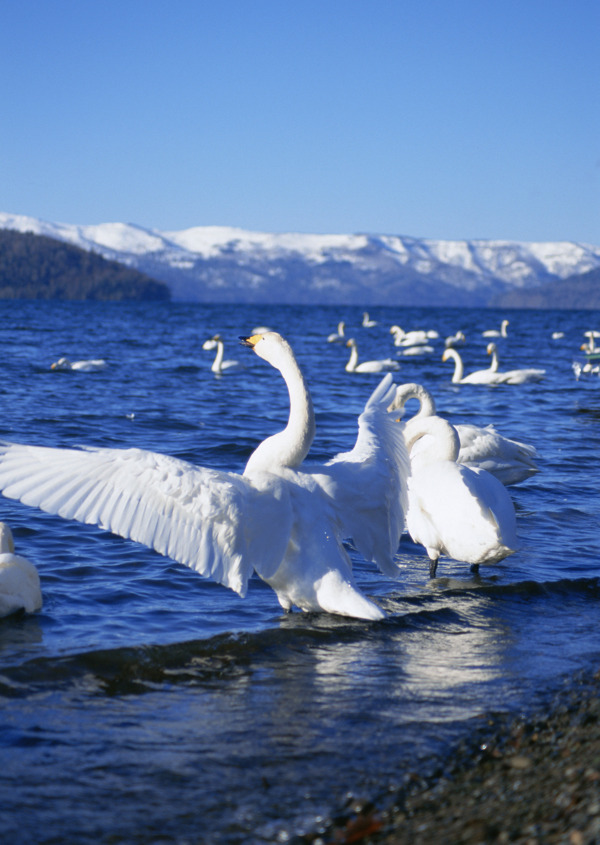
345, 338, 357, 348
202, 337, 219, 351
240, 331, 298, 371
486, 342, 497, 355
51, 357, 71, 370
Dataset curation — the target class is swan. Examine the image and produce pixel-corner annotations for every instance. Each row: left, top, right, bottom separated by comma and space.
551, 331, 564, 340
390, 326, 439, 347
403, 416, 517, 578
0, 522, 42, 616
0, 332, 409, 621
441, 347, 507, 385
362, 312, 378, 328
444, 331, 466, 348
397, 345, 434, 357
345, 339, 400, 373
389, 382, 539, 485
202, 335, 242, 374
327, 321, 346, 343
482, 319, 509, 338
51, 357, 106, 372
485, 343, 546, 384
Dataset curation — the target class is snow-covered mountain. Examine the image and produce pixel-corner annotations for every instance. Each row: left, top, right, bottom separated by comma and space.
2, 212, 599, 305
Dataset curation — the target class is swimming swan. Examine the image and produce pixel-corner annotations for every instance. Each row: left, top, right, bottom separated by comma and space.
0, 332, 409, 621
51, 357, 106, 372
390, 326, 439, 347
327, 321, 346, 343
389, 382, 539, 485
362, 312, 378, 328
202, 335, 242, 374
345, 339, 400, 373
482, 319, 509, 338
441, 347, 506, 385
0, 522, 42, 616
485, 344, 546, 384
403, 416, 517, 577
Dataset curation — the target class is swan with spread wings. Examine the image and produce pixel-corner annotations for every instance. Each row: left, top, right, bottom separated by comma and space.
0, 332, 408, 620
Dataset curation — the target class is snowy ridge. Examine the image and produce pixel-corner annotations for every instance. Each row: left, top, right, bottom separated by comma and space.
1, 212, 599, 304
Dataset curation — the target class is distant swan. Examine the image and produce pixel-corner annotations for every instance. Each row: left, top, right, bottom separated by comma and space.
444, 331, 466, 348
202, 335, 242, 374
441, 347, 506, 385
0, 332, 409, 621
51, 357, 106, 372
362, 312, 378, 328
390, 325, 439, 347
345, 339, 400, 373
404, 416, 517, 577
389, 382, 539, 485
327, 321, 346, 343
0, 522, 42, 616
482, 319, 509, 338
485, 343, 546, 384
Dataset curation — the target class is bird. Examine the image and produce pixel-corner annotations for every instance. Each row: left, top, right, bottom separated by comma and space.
202, 335, 242, 374
441, 347, 507, 385
485, 343, 546, 384
482, 319, 509, 338
390, 326, 438, 347
389, 382, 539, 485
0, 522, 42, 616
345, 339, 400, 373
444, 331, 466, 348
51, 357, 106, 372
362, 312, 378, 328
327, 321, 346, 343
0, 331, 409, 621
403, 415, 517, 578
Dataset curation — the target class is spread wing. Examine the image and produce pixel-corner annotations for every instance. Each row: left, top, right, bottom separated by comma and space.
312, 374, 409, 576
0, 441, 291, 596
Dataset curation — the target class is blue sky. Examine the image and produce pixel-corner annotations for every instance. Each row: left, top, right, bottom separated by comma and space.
1, 0, 598, 243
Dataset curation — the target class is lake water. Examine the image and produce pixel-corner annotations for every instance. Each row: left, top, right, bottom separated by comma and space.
0, 301, 599, 844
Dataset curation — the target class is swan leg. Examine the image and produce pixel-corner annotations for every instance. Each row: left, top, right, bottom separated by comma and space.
470, 563, 480, 575
429, 557, 438, 578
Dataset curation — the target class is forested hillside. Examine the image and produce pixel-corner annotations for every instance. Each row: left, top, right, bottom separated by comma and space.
491, 266, 600, 309
0, 229, 170, 300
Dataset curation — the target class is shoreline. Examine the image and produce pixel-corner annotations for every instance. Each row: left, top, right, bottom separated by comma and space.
300, 666, 600, 845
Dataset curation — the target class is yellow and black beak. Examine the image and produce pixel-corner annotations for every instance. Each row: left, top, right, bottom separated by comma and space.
240, 334, 262, 349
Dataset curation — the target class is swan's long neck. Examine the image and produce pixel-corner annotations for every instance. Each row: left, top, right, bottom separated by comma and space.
211, 340, 225, 373
338, 321, 345, 335
445, 349, 464, 383
404, 416, 460, 466
487, 344, 500, 372
345, 341, 358, 372
244, 348, 315, 475
388, 383, 436, 418
0, 523, 15, 554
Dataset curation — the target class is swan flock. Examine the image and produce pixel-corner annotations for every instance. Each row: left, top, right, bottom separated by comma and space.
0, 330, 523, 621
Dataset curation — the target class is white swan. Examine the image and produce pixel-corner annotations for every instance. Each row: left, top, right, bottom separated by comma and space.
0, 522, 42, 616
51, 357, 106, 372
389, 382, 539, 485
444, 331, 466, 348
202, 335, 242, 374
327, 321, 346, 343
482, 319, 509, 338
390, 326, 438, 347
362, 312, 378, 328
441, 347, 507, 385
0, 332, 409, 621
345, 339, 400, 373
485, 343, 546, 384
403, 416, 517, 578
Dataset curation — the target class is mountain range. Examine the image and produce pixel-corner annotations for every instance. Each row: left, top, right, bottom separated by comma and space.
1, 212, 599, 307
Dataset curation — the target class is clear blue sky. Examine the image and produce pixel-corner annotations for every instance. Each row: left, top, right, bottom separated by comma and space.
1, 0, 598, 243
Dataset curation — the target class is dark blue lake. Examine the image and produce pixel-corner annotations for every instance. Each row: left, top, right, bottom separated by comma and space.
1, 301, 599, 843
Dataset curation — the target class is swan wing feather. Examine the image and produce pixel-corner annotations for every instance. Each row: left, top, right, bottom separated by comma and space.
318, 374, 409, 575
0, 441, 289, 596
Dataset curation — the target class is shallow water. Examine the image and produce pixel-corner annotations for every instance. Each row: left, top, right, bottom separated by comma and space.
0, 301, 599, 843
